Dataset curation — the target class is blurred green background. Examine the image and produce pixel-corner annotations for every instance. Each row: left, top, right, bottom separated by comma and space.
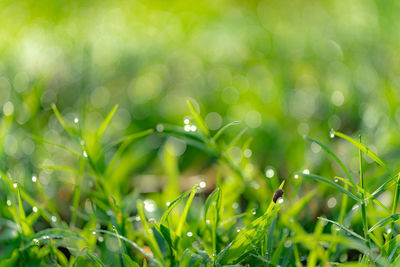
1, 0, 400, 224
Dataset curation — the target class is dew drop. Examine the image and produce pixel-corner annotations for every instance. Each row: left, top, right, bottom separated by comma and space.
184, 118, 190, 125
98, 236, 104, 242
206, 219, 210, 224
186, 232, 193, 237
265, 168, 275, 178
156, 124, 164, 132
284, 240, 292, 248
135, 216, 141, 222
33, 238, 39, 245
74, 117, 79, 124
190, 125, 197, 132
335, 226, 341, 231
334, 178, 339, 183
278, 198, 284, 204
199, 181, 207, 188
184, 125, 191, 132
386, 228, 392, 234
302, 169, 310, 175
252, 210, 256, 215
294, 174, 299, 179
83, 151, 88, 158
51, 216, 57, 222
236, 228, 241, 232
232, 202, 239, 209
32, 176, 37, 182
92, 231, 96, 235
13, 182, 18, 188
166, 201, 170, 207
32, 206, 38, 213
330, 129, 335, 138
6, 199, 11, 206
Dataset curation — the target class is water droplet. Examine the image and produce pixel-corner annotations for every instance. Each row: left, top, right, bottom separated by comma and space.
284, 240, 292, 248
166, 201, 170, 207
294, 174, 299, 179
83, 151, 88, 158
32, 176, 37, 182
51, 216, 57, 222
232, 202, 239, 209
184, 124, 191, 132
13, 182, 18, 188
302, 169, 310, 175
80, 140, 85, 146
98, 236, 104, 242
352, 204, 359, 211
190, 125, 197, 132
144, 199, 156, 212
156, 124, 164, 132
92, 231, 96, 235
244, 149, 252, 158
135, 216, 141, 222
186, 232, 193, 237
334, 226, 341, 231
386, 228, 392, 234
32, 206, 38, 213
334, 178, 339, 183
6, 199, 11, 206
330, 129, 335, 138
112, 225, 116, 230
265, 168, 275, 178
43, 235, 50, 240
74, 117, 79, 123
252, 210, 256, 215
206, 219, 210, 224
236, 228, 241, 232
327, 197, 337, 208
278, 198, 284, 204
184, 118, 190, 125
33, 238, 39, 245
199, 181, 207, 188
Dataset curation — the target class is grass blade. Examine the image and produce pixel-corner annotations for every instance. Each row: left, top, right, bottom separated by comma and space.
298, 173, 360, 202
368, 213, 400, 233
97, 104, 119, 138
332, 131, 387, 170
318, 217, 366, 242
176, 184, 198, 236
212, 121, 240, 142
186, 99, 210, 138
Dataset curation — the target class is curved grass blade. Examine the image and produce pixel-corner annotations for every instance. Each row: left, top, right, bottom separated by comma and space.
298, 173, 360, 202
97, 104, 118, 138
51, 103, 74, 137
332, 131, 387, 170
226, 128, 248, 151
304, 136, 356, 187
176, 184, 198, 236
335, 176, 390, 213
93, 229, 160, 266
187, 99, 210, 138
212, 121, 240, 142
161, 189, 193, 225
368, 213, 400, 233
318, 217, 366, 241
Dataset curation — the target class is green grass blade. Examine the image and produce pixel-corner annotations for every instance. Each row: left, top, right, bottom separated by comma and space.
368, 213, 400, 233
97, 104, 119, 138
176, 184, 198, 237
137, 201, 164, 263
298, 173, 360, 202
318, 217, 366, 241
51, 103, 74, 137
226, 128, 248, 151
212, 121, 240, 142
332, 131, 387, 170
304, 136, 356, 188
186, 99, 210, 138
93, 229, 160, 266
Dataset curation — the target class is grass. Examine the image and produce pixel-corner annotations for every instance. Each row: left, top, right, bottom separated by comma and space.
1, 100, 400, 266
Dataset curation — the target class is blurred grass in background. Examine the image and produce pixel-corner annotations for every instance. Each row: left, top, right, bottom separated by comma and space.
1, 0, 400, 264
